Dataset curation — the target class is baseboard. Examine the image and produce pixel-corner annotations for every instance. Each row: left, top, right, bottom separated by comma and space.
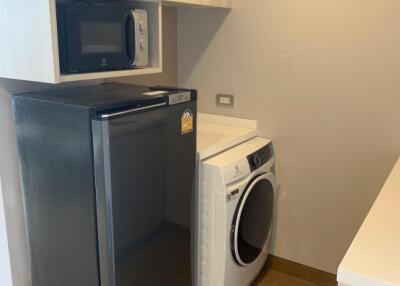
254, 255, 338, 286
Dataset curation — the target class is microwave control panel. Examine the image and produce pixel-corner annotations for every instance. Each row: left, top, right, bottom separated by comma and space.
132, 9, 149, 67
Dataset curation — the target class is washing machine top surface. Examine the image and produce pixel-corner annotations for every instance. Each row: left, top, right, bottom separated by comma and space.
204, 137, 273, 185
197, 113, 258, 160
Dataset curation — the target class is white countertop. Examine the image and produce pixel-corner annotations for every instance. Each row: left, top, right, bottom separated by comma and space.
338, 157, 400, 286
197, 113, 258, 160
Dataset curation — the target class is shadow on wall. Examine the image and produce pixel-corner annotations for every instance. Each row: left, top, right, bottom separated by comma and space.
178, 7, 230, 84
268, 153, 279, 256
0, 81, 30, 286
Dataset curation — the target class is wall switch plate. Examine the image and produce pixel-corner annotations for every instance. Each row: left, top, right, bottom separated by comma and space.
216, 94, 234, 107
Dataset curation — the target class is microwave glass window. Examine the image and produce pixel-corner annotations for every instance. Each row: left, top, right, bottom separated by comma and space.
80, 22, 123, 54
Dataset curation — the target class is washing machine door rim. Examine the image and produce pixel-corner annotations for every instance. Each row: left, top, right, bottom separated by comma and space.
231, 172, 276, 267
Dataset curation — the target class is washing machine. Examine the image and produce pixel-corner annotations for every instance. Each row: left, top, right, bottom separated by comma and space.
197, 137, 276, 286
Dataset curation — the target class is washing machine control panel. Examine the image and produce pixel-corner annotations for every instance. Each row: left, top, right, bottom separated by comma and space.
247, 143, 273, 171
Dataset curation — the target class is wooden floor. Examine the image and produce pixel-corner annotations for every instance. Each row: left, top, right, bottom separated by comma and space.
255, 269, 320, 286
252, 256, 338, 286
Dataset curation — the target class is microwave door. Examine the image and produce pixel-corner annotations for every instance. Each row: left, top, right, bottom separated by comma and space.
62, 5, 132, 72
92, 103, 196, 286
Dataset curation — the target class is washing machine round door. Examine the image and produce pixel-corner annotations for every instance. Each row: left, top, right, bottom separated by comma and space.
231, 172, 275, 266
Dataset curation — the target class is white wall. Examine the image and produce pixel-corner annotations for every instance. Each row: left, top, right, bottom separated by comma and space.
177, 0, 400, 273
0, 80, 33, 286
0, 178, 13, 286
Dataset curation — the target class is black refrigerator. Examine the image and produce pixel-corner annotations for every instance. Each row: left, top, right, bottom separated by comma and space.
13, 83, 197, 286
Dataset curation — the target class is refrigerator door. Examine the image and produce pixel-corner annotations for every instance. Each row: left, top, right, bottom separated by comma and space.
92, 102, 196, 286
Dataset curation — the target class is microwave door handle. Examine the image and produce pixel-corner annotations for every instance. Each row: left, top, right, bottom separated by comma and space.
124, 11, 135, 64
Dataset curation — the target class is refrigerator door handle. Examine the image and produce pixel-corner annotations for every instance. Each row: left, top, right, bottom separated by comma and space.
99, 102, 167, 119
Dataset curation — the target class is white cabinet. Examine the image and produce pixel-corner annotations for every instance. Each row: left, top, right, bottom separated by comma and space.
0, 0, 230, 84
0, 0, 162, 84
163, 0, 231, 8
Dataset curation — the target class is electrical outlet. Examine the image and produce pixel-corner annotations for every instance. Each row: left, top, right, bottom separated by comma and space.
216, 94, 234, 107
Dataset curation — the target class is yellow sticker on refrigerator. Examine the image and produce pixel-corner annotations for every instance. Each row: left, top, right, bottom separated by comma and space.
181, 110, 194, 134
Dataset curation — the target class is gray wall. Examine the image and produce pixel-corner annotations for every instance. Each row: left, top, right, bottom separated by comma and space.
177, 0, 400, 274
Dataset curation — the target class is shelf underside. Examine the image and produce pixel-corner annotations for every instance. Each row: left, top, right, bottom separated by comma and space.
163, 0, 231, 9
59, 67, 162, 83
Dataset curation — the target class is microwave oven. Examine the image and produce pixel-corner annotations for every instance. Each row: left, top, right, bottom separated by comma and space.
57, 2, 148, 73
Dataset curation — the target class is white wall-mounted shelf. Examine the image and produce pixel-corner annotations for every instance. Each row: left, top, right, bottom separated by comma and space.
0, 0, 230, 84
0, 0, 163, 84
163, 0, 231, 9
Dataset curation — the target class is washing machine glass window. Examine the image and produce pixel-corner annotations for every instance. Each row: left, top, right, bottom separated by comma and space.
231, 173, 275, 266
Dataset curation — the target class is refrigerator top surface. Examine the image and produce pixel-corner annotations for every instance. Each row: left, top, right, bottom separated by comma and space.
14, 83, 196, 109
